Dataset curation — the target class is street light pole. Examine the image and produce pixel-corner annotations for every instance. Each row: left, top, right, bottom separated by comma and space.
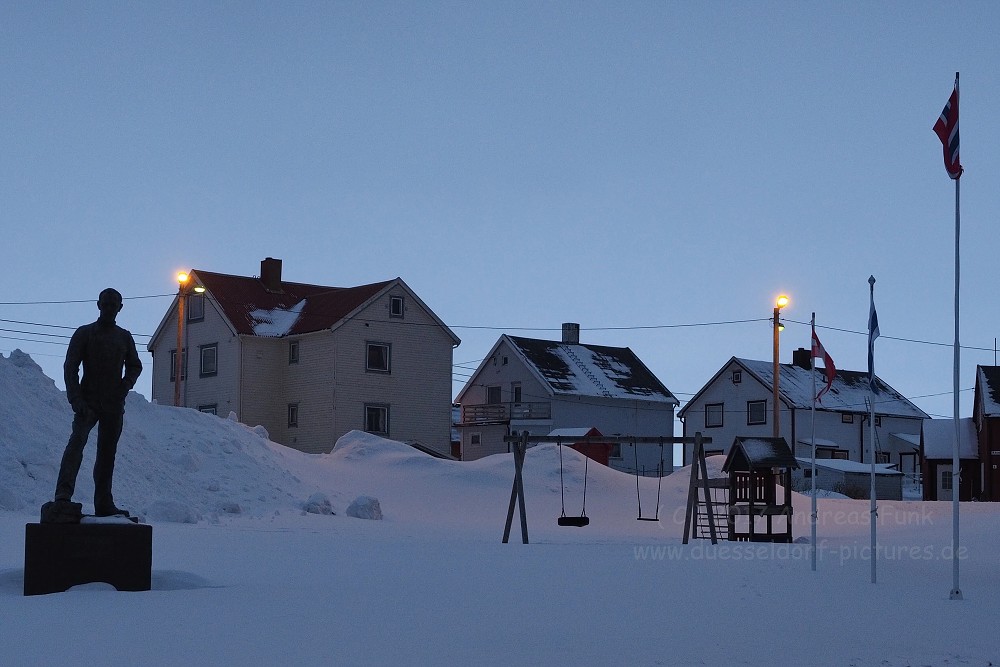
772, 295, 789, 438
174, 272, 189, 407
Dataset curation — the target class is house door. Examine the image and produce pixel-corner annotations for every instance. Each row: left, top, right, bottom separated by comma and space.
991, 458, 1000, 501
937, 465, 953, 501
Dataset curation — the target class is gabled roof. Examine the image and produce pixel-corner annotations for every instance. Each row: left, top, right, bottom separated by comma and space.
190, 269, 393, 337
678, 357, 928, 420
506, 335, 678, 404
723, 436, 798, 471
794, 457, 903, 476
975, 366, 1000, 417
921, 418, 978, 459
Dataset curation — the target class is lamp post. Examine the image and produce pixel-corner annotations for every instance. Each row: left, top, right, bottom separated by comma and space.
772, 294, 789, 438
173, 272, 205, 407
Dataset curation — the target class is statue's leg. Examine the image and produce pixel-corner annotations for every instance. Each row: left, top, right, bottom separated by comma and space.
93, 411, 124, 514
54, 410, 98, 502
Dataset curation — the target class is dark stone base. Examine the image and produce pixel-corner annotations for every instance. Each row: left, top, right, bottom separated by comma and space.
24, 522, 152, 596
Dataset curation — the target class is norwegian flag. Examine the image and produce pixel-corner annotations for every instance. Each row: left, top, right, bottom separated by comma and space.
933, 75, 963, 179
811, 327, 836, 402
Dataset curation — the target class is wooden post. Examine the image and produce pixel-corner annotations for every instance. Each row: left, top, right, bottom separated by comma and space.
502, 431, 529, 544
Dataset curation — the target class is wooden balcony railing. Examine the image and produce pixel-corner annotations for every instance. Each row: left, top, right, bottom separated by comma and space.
461, 402, 551, 423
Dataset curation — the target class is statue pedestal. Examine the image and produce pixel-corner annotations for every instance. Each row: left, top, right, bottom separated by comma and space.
24, 521, 152, 596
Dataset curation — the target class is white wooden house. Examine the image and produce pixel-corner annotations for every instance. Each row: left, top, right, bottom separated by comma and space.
454, 324, 678, 474
678, 348, 928, 471
147, 258, 460, 455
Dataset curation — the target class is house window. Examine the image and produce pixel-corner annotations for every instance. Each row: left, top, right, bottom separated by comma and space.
732, 371, 742, 384
198, 404, 217, 415
747, 400, 767, 425
389, 295, 404, 318
470, 433, 481, 446
199, 343, 218, 377
803, 469, 813, 478
876, 452, 890, 464
942, 470, 953, 491
831, 450, 849, 460
511, 382, 522, 404
502, 356, 508, 365
705, 403, 724, 428
486, 385, 502, 405
365, 404, 389, 435
289, 340, 300, 364
875, 416, 882, 427
366, 342, 391, 373
187, 294, 205, 322
610, 443, 622, 459
842, 413, 854, 424
288, 403, 299, 428
169, 349, 187, 381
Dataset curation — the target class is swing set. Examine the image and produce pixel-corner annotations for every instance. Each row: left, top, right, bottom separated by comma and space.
502, 432, 712, 543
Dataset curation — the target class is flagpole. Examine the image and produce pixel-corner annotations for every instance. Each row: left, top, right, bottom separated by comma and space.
950, 73, 963, 600
810, 313, 818, 572
868, 276, 878, 585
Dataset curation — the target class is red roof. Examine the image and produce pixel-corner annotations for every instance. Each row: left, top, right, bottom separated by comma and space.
192, 269, 394, 336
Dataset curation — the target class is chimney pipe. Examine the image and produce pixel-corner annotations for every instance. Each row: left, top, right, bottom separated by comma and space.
562, 322, 580, 345
792, 347, 811, 370
260, 257, 282, 292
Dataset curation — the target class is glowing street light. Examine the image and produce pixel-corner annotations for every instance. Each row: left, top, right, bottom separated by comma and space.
173, 271, 202, 406
773, 294, 789, 438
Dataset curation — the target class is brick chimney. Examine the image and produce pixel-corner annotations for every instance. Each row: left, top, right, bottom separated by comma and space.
562, 322, 580, 344
792, 347, 811, 369
260, 257, 283, 292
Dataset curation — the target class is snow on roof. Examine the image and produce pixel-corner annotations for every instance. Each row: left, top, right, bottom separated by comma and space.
548, 427, 601, 438
794, 457, 903, 475
250, 299, 306, 337
977, 366, 1000, 416
921, 418, 978, 459
890, 432, 920, 447
737, 358, 928, 419
508, 336, 677, 404
723, 437, 798, 471
796, 437, 839, 448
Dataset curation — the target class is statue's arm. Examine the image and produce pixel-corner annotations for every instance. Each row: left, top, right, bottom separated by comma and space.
63, 328, 86, 404
123, 332, 142, 390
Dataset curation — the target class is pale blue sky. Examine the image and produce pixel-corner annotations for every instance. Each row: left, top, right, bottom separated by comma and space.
2, 2, 998, 424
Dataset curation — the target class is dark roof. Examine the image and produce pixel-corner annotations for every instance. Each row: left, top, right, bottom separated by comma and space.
506, 336, 678, 404
977, 366, 1000, 416
722, 437, 799, 472
193, 269, 393, 336
679, 357, 929, 420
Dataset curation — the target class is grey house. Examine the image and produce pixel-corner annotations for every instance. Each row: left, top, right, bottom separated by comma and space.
455, 325, 678, 474
148, 258, 460, 455
679, 349, 929, 472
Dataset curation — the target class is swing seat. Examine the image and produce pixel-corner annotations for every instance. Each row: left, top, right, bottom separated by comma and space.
636, 516, 659, 522
558, 515, 590, 527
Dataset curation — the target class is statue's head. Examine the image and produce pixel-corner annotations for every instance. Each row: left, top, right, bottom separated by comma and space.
97, 288, 123, 324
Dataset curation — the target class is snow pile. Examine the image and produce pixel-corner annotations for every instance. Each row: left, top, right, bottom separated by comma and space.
0, 350, 326, 521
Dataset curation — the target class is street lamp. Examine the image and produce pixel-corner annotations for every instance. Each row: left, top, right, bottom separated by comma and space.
772, 294, 789, 438
173, 271, 205, 407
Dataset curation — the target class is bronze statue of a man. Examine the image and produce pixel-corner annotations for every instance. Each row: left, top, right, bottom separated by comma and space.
53, 288, 142, 517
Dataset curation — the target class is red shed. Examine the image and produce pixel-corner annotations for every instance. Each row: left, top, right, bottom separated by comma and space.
548, 427, 612, 466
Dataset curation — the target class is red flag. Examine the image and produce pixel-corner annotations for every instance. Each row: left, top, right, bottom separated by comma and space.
933, 75, 962, 179
811, 328, 836, 401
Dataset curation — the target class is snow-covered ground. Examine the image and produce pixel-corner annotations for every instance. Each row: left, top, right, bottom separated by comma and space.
1, 350, 997, 666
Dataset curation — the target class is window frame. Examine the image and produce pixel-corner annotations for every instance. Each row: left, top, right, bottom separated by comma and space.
288, 403, 299, 428
288, 340, 300, 365
486, 385, 502, 405
389, 295, 405, 318
187, 294, 205, 322
365, 341, 391, 373
705, 403, 724, 428
747, 400, 767, 426
169, 348, 187, 382
199, 343, 218, 378
364, 404, 389, 436
198, 404, 217, 415
842, 413, 854, 424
